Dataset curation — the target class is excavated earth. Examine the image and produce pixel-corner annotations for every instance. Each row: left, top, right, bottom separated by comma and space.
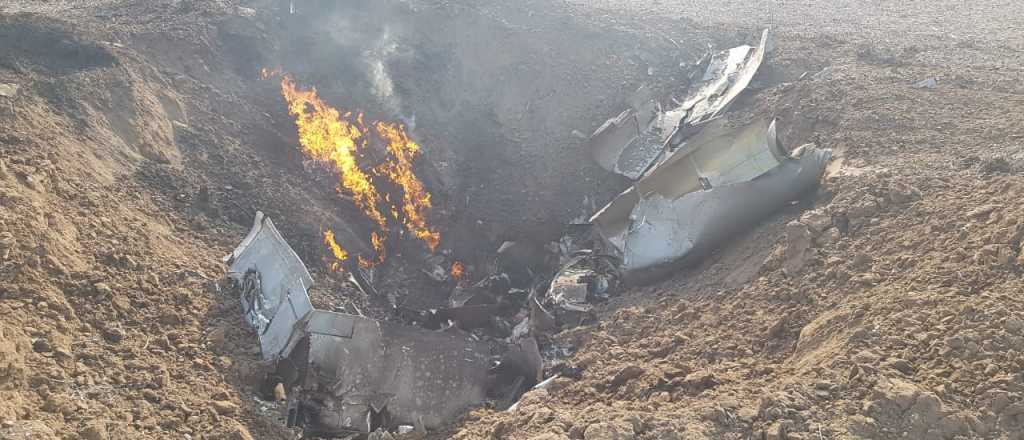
2, 1, 1024, 439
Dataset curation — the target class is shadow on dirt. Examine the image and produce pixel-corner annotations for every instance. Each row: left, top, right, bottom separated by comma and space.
0, 14, 117, 74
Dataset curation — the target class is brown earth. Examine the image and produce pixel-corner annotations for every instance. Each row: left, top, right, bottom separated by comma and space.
2, 0, 1024, 440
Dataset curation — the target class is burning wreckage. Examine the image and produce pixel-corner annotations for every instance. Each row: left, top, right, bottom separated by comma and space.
225, 214, 500, 436
223, 29, 830, 436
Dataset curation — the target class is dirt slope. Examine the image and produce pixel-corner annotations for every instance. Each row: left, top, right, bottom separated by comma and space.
1, 1, 1023, 440
0, 8, 287, 440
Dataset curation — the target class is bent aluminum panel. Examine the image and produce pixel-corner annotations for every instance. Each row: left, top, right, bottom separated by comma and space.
621, 147, 831, 283
683, 29, 770, 126
587, 83, 673, 180
588, 30, 770, 180
591, 118, 784, 243
589, 118, 830, 284
638, 118, 786, 196
226, 212, 314, 360
303, 311, 491, 432
589, 108, 640, 174
588, 104, 665, 180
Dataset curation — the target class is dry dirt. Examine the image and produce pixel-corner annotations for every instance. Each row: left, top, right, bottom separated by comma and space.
1, 0, 1024, 440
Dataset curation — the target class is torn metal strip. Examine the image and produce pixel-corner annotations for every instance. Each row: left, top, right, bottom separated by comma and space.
587, 29, 771, 180
682, 29, 770, 126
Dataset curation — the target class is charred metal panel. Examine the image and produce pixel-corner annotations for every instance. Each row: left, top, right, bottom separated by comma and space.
226, 212, 494, 434
298, 311, 491, 432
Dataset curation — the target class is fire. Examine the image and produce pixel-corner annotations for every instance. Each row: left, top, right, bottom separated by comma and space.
375, 121, 440, 250
450, 261, 465, 281
323, 230, 348, 270
277, 74, 441, 269
281, 76, 389, 232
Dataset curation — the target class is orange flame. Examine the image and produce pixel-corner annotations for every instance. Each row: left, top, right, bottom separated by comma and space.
450, 261, 465, 281
323, 229, 348, 271
375, 121, 441, 250
277, 74, 442, 269
357, 231, 386, 269
281, 76, 389, 232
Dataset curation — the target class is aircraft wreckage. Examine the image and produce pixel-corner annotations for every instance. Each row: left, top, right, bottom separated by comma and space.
224, 214, 500, 435
585, 29, 830, 283
222, 28, 830, 437
589, 118, 831, 284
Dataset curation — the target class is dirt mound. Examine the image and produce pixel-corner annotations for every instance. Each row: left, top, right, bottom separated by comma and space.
0, 10, 295, 439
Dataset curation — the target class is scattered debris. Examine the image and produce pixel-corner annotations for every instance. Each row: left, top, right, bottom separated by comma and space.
496, 241, 553, 286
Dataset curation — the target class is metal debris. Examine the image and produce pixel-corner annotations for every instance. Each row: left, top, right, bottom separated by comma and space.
587, 29, 771, 180
286, 310, 491, 434
682, 29, 771, 126
912, 78, 938, 89
586, 90, 665, 179
224, 212, 314, 360
589, 118, 831, 284
539, 250, 619, 328
225, 212, 493, 434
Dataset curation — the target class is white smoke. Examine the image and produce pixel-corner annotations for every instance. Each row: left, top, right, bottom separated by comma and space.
363, 28, 402, 116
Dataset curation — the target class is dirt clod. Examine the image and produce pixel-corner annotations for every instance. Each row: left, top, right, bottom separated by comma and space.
211, 400, 239, 416
80, 422, 107, 440
583, 422, 634, 440
608, 365, 644, 389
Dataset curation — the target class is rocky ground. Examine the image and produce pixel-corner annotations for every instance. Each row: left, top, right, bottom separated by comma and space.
1, 0, 1023, 439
